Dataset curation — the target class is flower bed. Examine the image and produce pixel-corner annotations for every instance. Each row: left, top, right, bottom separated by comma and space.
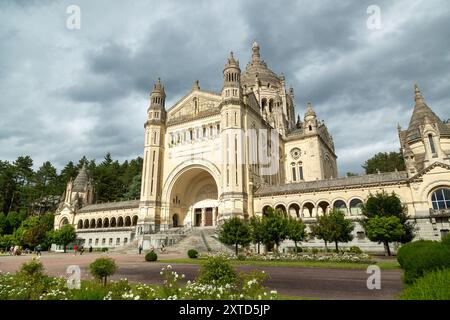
201, 251, 373, 264
0, 264, 278, 300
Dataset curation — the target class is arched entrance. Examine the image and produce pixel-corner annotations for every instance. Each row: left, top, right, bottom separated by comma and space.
172, 214, 179, 227
168, 167, 219, 228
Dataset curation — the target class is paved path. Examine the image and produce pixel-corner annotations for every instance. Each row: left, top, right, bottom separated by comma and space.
0, 253, 402, 300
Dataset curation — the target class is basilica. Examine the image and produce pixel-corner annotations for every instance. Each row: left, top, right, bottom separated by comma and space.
54, 42, 450, 251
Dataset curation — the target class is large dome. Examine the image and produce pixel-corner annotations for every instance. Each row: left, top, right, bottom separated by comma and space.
241, 42, 282, 89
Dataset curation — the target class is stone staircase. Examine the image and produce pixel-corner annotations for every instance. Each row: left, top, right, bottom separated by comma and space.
111, 226, 233, 255
165, 227, 233, 254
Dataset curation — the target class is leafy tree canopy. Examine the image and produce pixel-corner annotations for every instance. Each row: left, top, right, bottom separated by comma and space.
362, 151, 405, 174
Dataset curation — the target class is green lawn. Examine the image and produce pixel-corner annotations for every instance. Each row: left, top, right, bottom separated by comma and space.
160, 257, 400, 270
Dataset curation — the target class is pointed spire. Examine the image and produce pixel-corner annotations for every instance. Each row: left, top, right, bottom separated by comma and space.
226, 51, 239, 67
73, 164, 89, 192
305, 102, 316, 118
192, 80, 200, 91
252, 40, 261, 63
151, 77, 165, 95
414, 84, 425, 106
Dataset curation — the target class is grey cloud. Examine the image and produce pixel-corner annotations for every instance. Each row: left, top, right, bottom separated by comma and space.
0, 0, 449, 176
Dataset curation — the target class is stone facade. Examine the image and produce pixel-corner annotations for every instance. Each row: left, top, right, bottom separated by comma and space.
54, 42, 450, 250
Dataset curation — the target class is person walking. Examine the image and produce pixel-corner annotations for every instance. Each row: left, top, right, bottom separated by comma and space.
138, 244, 143, 255
36, 244, 42, 257
73, 244, 78, 256
79, 245, 84, 255
89, 245, 93, 253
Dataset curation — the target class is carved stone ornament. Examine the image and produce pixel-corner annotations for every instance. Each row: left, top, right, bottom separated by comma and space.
290, 148, 301, 160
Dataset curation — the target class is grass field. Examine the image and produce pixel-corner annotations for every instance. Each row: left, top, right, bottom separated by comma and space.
160, 257, 401, 270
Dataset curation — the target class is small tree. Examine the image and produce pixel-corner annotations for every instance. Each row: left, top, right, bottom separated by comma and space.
89, 257, 117, 286
249, 216, 264, 254
286, 217, 307, 252
328, 209, 354, 251
219, 217, 252, 255
365, 216, 405, 256
260, 208, 289, 253
362, 191, 415, 255
50, 224, 76, 252
310, 214, 333, 250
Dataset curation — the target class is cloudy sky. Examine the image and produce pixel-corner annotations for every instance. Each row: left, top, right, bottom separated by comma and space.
1, 0, 449, 175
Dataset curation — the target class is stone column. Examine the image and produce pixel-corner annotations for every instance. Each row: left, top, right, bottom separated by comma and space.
201, 208, 206, 227
213, 207, 218, 226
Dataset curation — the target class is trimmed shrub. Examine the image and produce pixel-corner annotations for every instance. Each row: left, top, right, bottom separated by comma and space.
19, 258, 44, 277
145, 251, 158, 262
101, 247, 108, 252
197, 256, 237, 286
400, 269, 450, 300
397, 240, 450, 284
89, 257, 117, 286
348, 246, 363, 254
187, 249, 198, 259
237, 254, 246, 261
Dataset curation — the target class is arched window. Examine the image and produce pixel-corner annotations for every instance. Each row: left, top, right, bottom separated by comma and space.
96, 219, 102, 228
275, 204, 287, 216
90, 219, 96, 228
60, 218, 69, 227
298, 162, 304, 180
84, 219, 89, 228
261, 98, 267, 111
333, 200, 347, 214
117, 217, 124, 227
431, 188, 450, 210
302, 202, 314, 217
269, 99, 273, 113
428, 134, 437, 155
350, 199, 363, 215
77, 220, 83, 229
110, 217, 117, 227
103, 218, 109, 228
262, 205, 272, 216
132, 215, 138, 226
291, 162, 297, 182
288, 203, 301, 218
125, 216, 131, 227
317, 201, 330, 216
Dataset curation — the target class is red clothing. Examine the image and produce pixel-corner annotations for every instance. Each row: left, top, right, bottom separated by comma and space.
74, 245, 78, 251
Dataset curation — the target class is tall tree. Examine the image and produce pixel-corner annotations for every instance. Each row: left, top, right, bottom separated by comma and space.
362, 151, 405, 174
0, 161, 17, 214
34, 161, 59, 213
13, 156, 35, 212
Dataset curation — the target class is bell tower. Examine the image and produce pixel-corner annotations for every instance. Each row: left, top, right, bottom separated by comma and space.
138, 78, 167, 234
219, 52, 247, 221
